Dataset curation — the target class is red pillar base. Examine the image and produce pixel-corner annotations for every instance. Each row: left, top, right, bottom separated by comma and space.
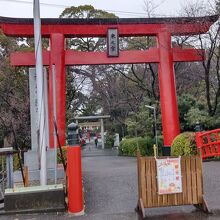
67, 146, 84, 214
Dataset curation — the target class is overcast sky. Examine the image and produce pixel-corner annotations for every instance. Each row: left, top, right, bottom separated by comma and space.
0, 0, 215, 18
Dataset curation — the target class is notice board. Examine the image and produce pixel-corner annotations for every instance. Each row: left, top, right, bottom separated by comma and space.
156, 157, 182, 195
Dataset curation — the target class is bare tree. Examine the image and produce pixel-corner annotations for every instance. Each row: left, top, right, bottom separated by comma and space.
174, 1, 220, 116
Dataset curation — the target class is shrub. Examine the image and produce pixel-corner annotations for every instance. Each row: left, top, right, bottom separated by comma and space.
171, 132, 197, 156
13, 153, 21, 170
57, 146, 67, 164
119, 136, 154, 156
105, 134, 114, 149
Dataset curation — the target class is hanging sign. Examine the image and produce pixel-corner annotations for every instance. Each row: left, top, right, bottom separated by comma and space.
156, 157, 182, 195
107, 28, 119, 57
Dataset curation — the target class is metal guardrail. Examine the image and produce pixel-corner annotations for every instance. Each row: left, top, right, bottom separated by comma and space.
0, 147, 17, 199
0, 156, 7, 201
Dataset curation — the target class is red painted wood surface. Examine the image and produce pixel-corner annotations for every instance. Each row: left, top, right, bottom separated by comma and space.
1, 22, 214, 37
67, 146, 83, 214
11, 48, 205, 66
49, 33, 66, 148
1, 15, 216, 149
196, 129, 220, 159
157, 32, 180, 147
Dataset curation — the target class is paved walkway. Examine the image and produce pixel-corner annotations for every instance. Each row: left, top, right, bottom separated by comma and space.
1, 144, 220, 219
73, 154, 220, 220
79, 144, 220, 219
81, 142, 118, 157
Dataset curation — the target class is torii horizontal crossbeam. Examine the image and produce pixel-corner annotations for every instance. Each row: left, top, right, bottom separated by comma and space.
11, 48, 204, 66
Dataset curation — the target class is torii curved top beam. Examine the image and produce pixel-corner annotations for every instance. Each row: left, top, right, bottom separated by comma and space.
0, 15, 218, 24
0, 15, 218, 37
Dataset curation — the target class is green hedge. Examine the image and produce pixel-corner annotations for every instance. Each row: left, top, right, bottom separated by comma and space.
105, 134, 114, 149
119, 136, 162, 156
171, 132, 197, 156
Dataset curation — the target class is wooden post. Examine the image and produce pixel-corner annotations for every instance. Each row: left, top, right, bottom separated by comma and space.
136, 150, 141, 201
23, 166, 29, 187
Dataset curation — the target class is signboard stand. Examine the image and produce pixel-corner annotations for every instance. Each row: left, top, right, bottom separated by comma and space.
136, 152, 209, 218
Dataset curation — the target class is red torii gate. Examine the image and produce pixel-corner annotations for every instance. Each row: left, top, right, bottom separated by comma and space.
0, 15, 217, 155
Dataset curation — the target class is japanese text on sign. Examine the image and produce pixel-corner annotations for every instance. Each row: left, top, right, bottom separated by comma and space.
107, 28, 119, 57
156, 157, 182, 195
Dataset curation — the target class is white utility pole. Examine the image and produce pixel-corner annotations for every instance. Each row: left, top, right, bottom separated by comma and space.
33, 0, 47, 185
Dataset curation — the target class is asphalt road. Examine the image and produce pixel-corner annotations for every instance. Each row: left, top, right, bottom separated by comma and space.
74, 155, 220, 220
1, 144, 220, 220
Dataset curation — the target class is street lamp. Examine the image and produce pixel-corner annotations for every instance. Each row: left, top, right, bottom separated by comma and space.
145, 105, 158, 157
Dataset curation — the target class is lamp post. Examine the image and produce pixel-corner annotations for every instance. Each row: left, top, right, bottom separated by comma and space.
145, 105, 158, 157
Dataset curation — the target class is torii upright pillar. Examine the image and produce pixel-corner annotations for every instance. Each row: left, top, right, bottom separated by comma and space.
158, 32, 180, 155
49, 33, 66, 148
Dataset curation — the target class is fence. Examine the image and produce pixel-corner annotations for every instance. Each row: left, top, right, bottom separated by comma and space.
136, 153, 208, 217
196, 129, 220, 159
0, 148, 28, 197
0, 156, 7, 201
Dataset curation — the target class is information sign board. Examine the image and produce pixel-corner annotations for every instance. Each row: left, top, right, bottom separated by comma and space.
156, 157, 182, 194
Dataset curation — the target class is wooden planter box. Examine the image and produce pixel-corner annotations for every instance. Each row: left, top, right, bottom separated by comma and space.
136, 153, 209, 217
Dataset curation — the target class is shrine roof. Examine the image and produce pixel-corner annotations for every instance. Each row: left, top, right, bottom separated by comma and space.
0, 15, 218, 25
